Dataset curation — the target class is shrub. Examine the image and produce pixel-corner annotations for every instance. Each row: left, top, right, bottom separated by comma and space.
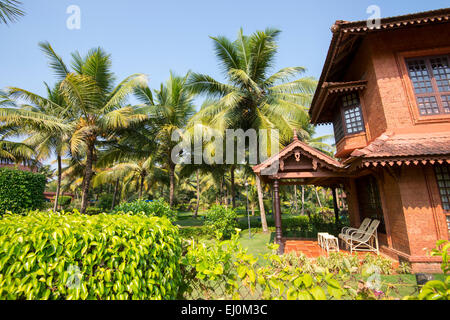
112, 199, 176, 221
85, 207, 103, 215
57, 195, 72, 208
97, 194, 113, 211
178, 226, 214, 240
0, 211, 183, 299
204, 205, 237, 239
0, 168, 46, 214
181, 231, 351, 300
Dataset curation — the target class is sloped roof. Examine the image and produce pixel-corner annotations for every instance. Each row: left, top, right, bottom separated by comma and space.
347, 132, 450, 167
252, 137, 343, 174
309, 8, 450, 124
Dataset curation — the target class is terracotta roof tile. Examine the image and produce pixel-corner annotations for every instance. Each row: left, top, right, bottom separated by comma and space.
350, 132, 450, 159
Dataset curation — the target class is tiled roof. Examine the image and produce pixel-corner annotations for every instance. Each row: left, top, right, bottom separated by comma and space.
253, 137, 343, 174
348, 132, 450, 166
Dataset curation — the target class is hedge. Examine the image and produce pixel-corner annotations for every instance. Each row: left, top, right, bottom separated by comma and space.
0, 211, 183, 299
0, 168, 46, 214
112, 199, 176, 221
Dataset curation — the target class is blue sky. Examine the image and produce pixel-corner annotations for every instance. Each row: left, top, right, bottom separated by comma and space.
1, 0, 448, 144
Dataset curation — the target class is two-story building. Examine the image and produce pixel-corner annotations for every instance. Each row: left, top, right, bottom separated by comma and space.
253, 8, 450, 273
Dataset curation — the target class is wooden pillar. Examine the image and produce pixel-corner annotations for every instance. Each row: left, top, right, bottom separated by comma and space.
273, 179, 284, 254
332, 186, 339, 225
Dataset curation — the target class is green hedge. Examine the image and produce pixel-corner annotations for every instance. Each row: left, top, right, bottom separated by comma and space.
0, 211, 182, 299
0, 168, 46, 214
57, 195, 72, 207
237, 214, 346, 238
112, 199, 176, 221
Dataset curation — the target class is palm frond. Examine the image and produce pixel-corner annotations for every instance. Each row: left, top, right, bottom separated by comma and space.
38, 41, 69, 80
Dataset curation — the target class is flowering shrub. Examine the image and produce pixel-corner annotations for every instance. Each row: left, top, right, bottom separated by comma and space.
0, 211, 182, 299
111, 198, 176, 221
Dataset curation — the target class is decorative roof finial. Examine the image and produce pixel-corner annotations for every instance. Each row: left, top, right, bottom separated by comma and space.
293, 129, 298, 141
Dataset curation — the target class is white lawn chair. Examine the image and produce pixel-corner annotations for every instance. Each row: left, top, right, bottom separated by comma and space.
338, 218, 372, 250
339, 217, 371, 237
341, 219, 380, 254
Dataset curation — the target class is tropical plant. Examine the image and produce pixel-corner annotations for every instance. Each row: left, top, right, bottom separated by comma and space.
134, 72, 195, 207
0, 211, 182, 299
0, 0, 24, 25
111, 198, 176, 221
5, 82, 71, 212
204, 204, 238, 239
187, 28, 317, 230
3, 42, 148, 213
0, 168, 46, 214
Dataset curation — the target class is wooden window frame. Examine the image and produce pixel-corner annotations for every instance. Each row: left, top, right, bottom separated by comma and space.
397, 47, 450, 124
434, 163, 450, 214
333, 93, 365, 144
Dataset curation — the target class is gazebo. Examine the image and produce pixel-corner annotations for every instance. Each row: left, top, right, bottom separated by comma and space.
252, 132, 350, 253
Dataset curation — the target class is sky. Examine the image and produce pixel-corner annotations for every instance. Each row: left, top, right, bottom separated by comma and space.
1, 0, 449, 162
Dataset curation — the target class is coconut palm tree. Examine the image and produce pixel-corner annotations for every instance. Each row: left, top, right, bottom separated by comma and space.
186, 28, 316, 231
0, 0, 24, 25
134, 72, 195, 207
6, 83, 72, 212
2, 42, 148, 213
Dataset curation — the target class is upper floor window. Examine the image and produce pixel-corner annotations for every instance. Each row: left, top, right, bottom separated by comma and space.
333, 93, 365, 143
406, 55, 450, 116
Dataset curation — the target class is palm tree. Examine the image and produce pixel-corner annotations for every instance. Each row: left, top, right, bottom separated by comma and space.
0, 0, 24, 25
135, 72, 195, 207
3, 42, 148, 213
8, 83, 71, 212
187, 28, 316, 231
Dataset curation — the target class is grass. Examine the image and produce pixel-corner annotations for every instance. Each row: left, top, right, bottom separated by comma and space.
238, 230, 272, 259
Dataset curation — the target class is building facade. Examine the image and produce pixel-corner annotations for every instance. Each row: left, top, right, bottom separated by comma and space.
254, 8, 450, 273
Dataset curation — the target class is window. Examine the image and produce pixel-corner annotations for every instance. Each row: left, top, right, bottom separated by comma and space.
333, 110, 345, 142
332, 93, 365, 143
447, 216, 450, 237
406, 55, 450, 116
435, 164, 450, 212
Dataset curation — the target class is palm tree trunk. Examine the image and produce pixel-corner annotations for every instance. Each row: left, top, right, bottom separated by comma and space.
111, 178, 119, 210
81, 142, 94, 214
194, 169, 200, 218
138, 175, 144, 199
53, 154, 62, 212
219, 176, 223, 205
314, 187, 323, 209
301, 185, 305, 215
169, 162, 175, 208
230, 165, 236, 208
256, 175, 268, 233
293, 185, 298, 214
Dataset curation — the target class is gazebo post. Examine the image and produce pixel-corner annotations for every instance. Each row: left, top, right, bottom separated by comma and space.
332, 186, 340, 224
273, 179, 284, 254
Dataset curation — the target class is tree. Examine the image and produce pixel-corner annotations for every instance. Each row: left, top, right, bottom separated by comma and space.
2, 42, 148, 213
0, 0, 24, 25
187, 28, 316, 231
135, 72, 195, 207
7, 83, 71, 212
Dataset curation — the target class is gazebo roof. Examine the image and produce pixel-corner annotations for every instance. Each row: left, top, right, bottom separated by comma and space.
252, 134, 350, 186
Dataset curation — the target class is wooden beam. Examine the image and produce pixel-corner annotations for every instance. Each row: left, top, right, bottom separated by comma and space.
273, 171, 350, 179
